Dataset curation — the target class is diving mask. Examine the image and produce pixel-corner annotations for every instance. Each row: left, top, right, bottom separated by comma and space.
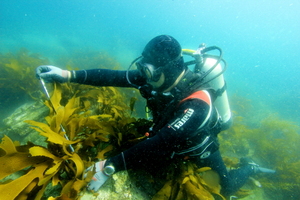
136, 62, 163, 82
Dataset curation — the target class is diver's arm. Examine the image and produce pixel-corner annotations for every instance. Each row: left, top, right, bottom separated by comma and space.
36, 65, 146, 87
105, 98, 211, 172
70, 69, 145, 87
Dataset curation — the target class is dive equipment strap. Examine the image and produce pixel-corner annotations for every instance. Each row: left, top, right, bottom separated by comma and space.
211, 81, 227, 100
171, 135, 219, 159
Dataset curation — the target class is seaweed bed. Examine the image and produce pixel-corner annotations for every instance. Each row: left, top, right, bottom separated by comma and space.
0, 49, 299, 200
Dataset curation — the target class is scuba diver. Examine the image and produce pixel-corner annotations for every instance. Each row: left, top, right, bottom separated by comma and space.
36, 35, 275, 197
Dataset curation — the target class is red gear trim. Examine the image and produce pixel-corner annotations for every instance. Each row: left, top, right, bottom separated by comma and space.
180, 90, 211, 105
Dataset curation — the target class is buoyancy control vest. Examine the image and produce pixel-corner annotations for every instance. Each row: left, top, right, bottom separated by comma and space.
136, 44, 232, 134
140, 69, 223, 159
139, 69, 202, 130
139, 69, 219, 134
173, 89, 221, 159
140, 66, 231, 134
137, 44, 232, 159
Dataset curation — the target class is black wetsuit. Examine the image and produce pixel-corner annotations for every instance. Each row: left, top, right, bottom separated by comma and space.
71, 68, 254, 196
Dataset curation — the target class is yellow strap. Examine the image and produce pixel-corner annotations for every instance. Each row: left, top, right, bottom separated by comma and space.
182, 49, 196, 56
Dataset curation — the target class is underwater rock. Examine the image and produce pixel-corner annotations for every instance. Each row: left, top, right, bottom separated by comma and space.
1, 100, 48, 145
81, 171, 152, 200
79, 169, 269, 200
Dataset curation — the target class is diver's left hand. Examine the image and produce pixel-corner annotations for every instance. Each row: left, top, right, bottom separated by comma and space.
36, 65, 70, 83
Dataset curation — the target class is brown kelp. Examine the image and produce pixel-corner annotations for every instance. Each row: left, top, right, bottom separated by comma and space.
0, 81, 149, 200
0, 48, 48, 100
152, 162, 225, 200
219, 111, 300, 199
0, 49, 145, 199
1, 49, 300, 199
0, 80, 226, 200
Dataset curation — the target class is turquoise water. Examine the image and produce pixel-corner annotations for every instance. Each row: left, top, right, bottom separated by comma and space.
0, 0, 299, 123
0, 1, 300, 199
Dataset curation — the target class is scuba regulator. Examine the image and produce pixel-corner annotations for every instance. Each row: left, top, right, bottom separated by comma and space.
182, 43, 227, 88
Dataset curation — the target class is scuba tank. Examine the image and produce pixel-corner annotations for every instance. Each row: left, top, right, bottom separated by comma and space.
182, 44, 232, 130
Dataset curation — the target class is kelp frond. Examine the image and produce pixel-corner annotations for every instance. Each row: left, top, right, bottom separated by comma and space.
152, 162, 225, 200
0, 48, 48, 100
219, 100, 300, 198
0, 81, 150, 199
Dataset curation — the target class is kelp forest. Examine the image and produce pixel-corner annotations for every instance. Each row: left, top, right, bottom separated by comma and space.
0, 49, 299, 200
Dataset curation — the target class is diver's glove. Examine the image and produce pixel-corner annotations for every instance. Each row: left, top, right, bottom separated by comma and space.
36, 65, 71, 83
86, 160, 114, 191
240, 157, 276, 174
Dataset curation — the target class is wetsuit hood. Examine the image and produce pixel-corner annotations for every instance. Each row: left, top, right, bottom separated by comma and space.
139, 35, 185, 92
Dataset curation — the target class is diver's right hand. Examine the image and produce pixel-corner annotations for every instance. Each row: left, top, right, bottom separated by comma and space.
85, 160, 111, 191
36, 65, 71, 83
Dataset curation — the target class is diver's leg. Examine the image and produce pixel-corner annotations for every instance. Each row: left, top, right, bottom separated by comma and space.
192, 150, 254, 196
